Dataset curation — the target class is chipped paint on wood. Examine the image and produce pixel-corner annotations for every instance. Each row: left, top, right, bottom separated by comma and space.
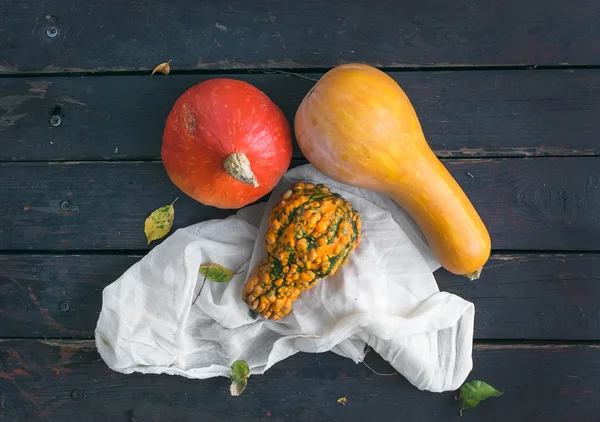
22, 285, 88, 337
436, 146, 599, 158
0, 81, 51, 129
57, 96, 88, 107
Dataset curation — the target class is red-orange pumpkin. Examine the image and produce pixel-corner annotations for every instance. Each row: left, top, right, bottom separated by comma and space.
162, 79, 293, 209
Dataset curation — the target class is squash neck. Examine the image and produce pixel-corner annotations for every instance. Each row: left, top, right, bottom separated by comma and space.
223, 152, 259, 187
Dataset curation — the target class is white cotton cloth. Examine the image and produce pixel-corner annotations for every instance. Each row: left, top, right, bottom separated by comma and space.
95, 164, 474, 393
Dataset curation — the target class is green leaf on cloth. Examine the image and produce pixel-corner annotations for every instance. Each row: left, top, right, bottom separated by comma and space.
199, 263, 236, 282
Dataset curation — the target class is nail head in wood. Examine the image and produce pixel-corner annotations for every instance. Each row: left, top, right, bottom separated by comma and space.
50, 114, 62, 127
59, 302, 70, 312
71, 390, 84, 401
46, 26, 58, 38
60, 201, 71, 211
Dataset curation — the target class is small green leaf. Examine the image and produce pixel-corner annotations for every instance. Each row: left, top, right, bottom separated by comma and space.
230, 360, 249, 396
199, 263, 237, 282
458, 380, 503, 416
144, 198, 178, 244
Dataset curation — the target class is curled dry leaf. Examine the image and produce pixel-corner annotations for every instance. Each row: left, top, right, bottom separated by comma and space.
336, 395, 347, 406
230, 360, 250, 396
199, 263, 237, 282
144, 198, 178, 244
151, 60, 172, 75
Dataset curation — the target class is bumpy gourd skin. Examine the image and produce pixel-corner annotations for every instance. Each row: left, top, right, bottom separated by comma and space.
243, 182, 362, 320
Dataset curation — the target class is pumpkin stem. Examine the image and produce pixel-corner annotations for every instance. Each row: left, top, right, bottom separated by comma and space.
465, 267, 482, 281
223, 152, 259, 187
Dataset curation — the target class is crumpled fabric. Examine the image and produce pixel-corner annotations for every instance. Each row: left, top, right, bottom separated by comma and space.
95, 164, 474, 392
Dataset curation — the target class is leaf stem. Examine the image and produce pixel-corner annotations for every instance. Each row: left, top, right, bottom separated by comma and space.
192, 272, 208, 305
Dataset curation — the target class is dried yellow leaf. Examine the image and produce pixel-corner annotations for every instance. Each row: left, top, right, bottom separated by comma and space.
144, 198, 178, 244
151, 60, 172, 75
337, 395, 347, 406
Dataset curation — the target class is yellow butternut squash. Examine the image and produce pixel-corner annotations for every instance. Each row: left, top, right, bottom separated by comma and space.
294, 63, 490, 279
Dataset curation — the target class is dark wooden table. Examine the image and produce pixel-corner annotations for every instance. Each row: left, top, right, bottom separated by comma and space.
2, 0, 600, 420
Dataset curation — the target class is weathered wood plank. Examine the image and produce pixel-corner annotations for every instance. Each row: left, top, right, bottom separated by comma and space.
1, 70, 599, 161
1, 253, 599, 340
0, 340, 598, 421
2, 0, 600, 73
439, 254, 600, 340
1, 158, 599, 251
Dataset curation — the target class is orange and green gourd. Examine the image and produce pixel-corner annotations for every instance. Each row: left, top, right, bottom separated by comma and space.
242, 182, 362, 320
